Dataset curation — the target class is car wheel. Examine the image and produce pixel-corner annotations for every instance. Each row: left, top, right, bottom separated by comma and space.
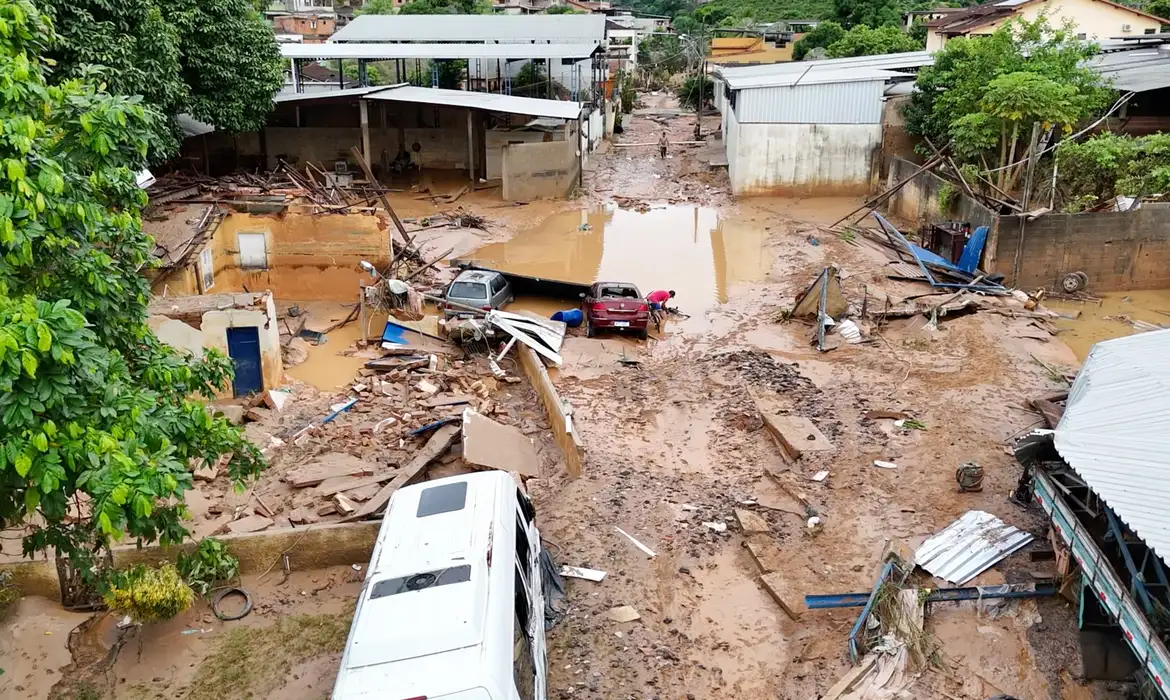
586, 319, 597, 338
638, 327, 649, 340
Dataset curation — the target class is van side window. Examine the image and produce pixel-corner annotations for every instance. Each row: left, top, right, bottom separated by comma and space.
514, 565, 532, 638
515, 515, 531, 572
516, 488, 535, 524
513, 572, 536, 700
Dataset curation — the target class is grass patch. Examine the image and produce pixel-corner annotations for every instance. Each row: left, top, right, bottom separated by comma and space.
184, 613, 353, 700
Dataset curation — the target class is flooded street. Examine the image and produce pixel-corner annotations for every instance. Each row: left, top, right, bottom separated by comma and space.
1047, 289, 1170, 359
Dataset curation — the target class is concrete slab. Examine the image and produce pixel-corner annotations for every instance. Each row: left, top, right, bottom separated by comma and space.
462, 409, 541, 478
760, 572, 805, 621
228, 514, 274, 534
756, 401, 834, 462
745, 534, 785, 575
735, 509, 770, 534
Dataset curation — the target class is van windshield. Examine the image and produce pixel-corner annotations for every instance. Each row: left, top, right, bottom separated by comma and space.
449, 281, 488, 300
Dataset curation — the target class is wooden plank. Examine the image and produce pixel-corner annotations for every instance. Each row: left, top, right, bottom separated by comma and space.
347, 423, 460, 520
1030, 397, 1065, 429
822, 654, 878, 700
285, 454, 375, 488
315, 472, 396, 497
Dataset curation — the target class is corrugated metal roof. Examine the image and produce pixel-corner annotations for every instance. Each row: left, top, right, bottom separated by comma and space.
274, 85, 392, 103
1054, 329, 1170, 562
714, 51, 933, 79
1090, 47, 1170, 92
915, 510, 1035, 584
329, 14, 606, 43
282, 42, 601, 60
724, 66, 906, 90
734, 78, 888, 124
364, 85, 581, 119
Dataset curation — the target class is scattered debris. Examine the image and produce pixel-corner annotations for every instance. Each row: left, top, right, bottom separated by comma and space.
915, 510, 1034, 584
754, 395, 834, 462
615, 527, 657, 558
810, 470, 830, 482
872, 460, 898, 470
734, 509, 770, 534
606, 605, 641, 623
227, 514, 274, 534
760, 572, 805, 621
560, 566, 607, 582
955, 462, 984, 492
702, 521, 728, 533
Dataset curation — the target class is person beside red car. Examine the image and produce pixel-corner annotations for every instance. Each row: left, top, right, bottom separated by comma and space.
646, 289, 675, 310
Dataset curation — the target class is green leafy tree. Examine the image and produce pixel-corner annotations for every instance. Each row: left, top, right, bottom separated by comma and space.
824, 24, 922, 56
832, 0, 901, 28
0, 0, 264, 582
343, 60, 386, 86
357, 0, 399, 13
399, 0, 492, 13
38, 0, 187, 160
1056, 133, 1170, 208
792, 20, 846, 60
163, 0, 284, 136
512, 62, 548, 97
547, 5, 585, 13
676, 73, 714, 109
690, 0, 832, 26
1144, 0, 1170, 25
905, 17, 1110, 191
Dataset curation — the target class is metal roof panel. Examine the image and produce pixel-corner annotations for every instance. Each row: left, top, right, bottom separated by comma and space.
363, 85, 582, 120
915, 510, 1035, 584
282, 42, 601, 60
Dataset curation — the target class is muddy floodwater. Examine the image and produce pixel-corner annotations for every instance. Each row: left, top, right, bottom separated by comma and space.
465, 204, 771, 331
1046, 289, 1170, 359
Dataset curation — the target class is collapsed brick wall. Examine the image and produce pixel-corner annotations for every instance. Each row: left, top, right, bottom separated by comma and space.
994, 207, 1170, 292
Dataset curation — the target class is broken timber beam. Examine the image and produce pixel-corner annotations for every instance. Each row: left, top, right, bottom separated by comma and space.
344, 423, 460, 521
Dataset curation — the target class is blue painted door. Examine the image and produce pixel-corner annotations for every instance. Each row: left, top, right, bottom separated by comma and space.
226, 327, 263, 398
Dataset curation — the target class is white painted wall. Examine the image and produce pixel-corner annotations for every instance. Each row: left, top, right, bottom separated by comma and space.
485, 129, 562, 179
726, 118, 881, 195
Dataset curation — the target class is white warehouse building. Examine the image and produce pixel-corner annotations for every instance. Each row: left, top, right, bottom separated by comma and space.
714, 54, 926, 196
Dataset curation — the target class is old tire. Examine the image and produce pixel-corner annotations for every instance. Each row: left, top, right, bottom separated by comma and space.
1061, 271, 1087, 293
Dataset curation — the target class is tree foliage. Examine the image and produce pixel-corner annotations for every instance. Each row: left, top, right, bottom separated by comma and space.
1144, 0, 1170, 24
905, 17, 1110, 191
104, 564, 195, 623
793, 20, 846, 60
357, 0, 399, 12
832, 0, 901, 28
691, 0, 832, 27
824, 23, 922, 57
547, 5, 585, 13
399, 0, 492, 13
676, 74, 714, 109
39, 0, 187, 159
0, 0, 264, 581
163, 0, 284, 136
40, 0, 281, 161
1056, 133, 1170, 209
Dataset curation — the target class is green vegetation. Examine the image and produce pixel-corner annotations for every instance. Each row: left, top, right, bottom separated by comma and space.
824, 23, 922, 57
792, 21, 846, 60
547, 4, 585, 12
400, 0, 492, 13
104, 564, 196, 623
40, 0, 282, 162
676, 74, 715, 109
177, 537, 240, 596
832, 0, 901, 28
1056, 133, 1170, 211
185, 614, 354, 700
905, 17, 1111, 192
0, 1, 264, 585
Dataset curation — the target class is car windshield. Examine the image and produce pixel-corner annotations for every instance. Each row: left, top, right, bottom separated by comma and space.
448, 281, 488, 300
600, 287, 639, 299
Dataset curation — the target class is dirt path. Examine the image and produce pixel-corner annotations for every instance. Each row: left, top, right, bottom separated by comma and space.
532, 96, 1100, 700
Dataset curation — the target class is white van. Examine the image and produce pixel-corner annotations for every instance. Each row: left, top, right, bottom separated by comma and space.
332, 471, 548, 700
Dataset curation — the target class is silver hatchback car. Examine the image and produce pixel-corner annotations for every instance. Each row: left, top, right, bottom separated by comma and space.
443, 269, 514, 318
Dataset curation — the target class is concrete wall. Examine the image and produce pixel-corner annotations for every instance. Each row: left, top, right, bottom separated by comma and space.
993, 208, 1170, 291
152, 209, 393, 302
2, 522, 381, 601
726, 116, 882, 195
148, 294, 284, 398
485, 128, 561, 180
884, 155, 999, 234
501, 140, 579, 201
516, 345, 584, 479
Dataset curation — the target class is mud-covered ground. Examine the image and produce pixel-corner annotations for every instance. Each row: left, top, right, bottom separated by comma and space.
528, 96, 1109, 700
0, 94, 1116, 700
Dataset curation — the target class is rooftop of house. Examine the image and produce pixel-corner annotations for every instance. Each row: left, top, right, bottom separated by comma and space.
328, 13, 607, 43
924, 0, 1170, 34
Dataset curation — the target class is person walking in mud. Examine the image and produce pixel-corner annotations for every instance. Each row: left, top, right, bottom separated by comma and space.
658, 131, 669, 159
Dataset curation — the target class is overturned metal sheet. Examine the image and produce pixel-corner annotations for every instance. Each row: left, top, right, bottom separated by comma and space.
914, 510, 1034, 584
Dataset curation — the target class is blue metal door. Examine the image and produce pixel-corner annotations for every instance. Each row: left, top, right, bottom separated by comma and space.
226, 327, 263, 398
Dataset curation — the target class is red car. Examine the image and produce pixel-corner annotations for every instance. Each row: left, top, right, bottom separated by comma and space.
582, 281, 650, 339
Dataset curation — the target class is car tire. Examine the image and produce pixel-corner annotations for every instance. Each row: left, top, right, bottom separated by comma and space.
638, 327, 649, 340
586, 320, 597, 338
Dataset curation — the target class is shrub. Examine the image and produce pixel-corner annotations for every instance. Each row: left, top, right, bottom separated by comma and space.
178, 538, 240, 597
104, 564, 195, 623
